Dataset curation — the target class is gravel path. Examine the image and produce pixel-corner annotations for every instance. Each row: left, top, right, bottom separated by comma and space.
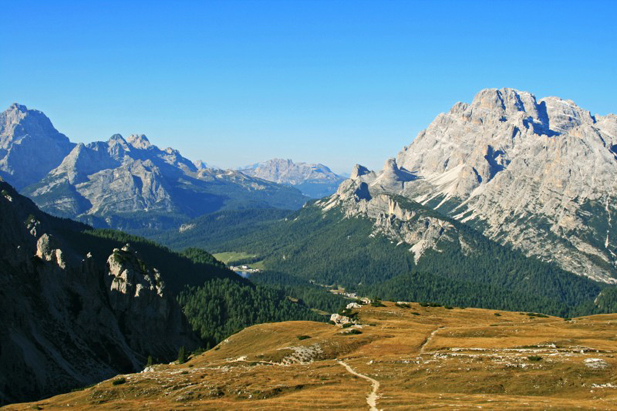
338, 360, 380, 411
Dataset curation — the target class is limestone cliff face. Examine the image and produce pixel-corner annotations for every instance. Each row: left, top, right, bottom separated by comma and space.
0, 181, 198, 405
106, 245, 200, 357
319, 179, 462, 265
336, 88, 617, 283
0, 104, 75, 189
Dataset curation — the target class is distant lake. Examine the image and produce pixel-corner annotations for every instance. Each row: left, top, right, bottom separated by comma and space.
234, 271, 250, 279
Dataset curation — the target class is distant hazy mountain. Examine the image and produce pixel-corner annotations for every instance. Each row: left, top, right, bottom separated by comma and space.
0, 104, 308, 232
0, 104, 75, 189
239, 158, 345, 198
340, 88, 617, 283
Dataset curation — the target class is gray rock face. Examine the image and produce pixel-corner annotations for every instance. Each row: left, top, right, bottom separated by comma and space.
0, 104, 75, 189
0, 181, 198, 405
350, 164, 373, 179
106, 244, 200, 357
337, 88, 617, 283
23, 134, 184, 221
320, 179, 461, 264
239, 158, 345, 198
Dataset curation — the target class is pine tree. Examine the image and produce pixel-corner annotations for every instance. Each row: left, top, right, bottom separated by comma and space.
177, 346, 186, 364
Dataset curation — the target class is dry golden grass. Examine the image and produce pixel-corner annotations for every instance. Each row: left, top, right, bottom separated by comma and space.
6, 303, 617, 410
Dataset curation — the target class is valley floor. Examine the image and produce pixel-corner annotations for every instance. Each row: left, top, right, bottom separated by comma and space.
6, 303, 617, 410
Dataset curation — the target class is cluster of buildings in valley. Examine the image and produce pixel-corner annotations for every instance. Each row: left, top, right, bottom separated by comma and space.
230, 265, 261, 278
329, 289, 363, 300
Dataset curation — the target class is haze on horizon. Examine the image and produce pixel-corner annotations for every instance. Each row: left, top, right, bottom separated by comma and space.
1, 0, 615, 174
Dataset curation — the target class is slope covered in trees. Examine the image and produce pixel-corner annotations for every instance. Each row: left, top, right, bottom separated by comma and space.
156, 201, 617, 318
61, 228, 329, 345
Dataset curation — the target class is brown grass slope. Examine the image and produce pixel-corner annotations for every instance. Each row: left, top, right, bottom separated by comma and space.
6, 303, 617, 410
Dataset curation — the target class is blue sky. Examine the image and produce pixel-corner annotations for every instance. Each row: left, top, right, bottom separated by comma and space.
1, 0, 615, 173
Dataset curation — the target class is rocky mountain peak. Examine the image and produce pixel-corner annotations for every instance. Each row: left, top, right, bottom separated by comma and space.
470, 88, 538, 113
0, 104, 75, 188
126, 134, 152, 149
7, 102, 28, 112
1, 103, 71, 147
272, 158, 294, 166
463, 88, 602, 138
108, 133, 127, 144
341, 88, 617, 283
193, 159, 208, 170
539, 96, 596, 133
350, 164, 371, 179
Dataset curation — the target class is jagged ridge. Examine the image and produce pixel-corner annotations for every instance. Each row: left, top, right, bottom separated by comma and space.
0, 104, 308, 232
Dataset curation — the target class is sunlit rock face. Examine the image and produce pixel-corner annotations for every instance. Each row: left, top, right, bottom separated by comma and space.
332, 89, 617, 283
0, 103, 308, 232
0, 104, 75, 189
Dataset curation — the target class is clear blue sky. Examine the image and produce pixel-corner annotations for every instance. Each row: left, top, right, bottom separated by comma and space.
1, 0, 615, 173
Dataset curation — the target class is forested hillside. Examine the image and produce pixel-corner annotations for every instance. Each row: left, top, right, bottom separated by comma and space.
156, 200, 617, 318
62, 228, 329, 345
152, 208, 291, 251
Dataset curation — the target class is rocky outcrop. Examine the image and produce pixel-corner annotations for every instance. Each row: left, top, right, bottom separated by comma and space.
333, 89, 617, 283
35, 233, 66, 269
320, 179, 461, 264
106, 244, 200, 357
239, 158, 345, 198
0, 181, 198, 405
350, 164, 373, 180
329, 314, 355, 326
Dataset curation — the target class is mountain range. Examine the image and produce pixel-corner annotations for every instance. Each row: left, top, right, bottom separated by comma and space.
0, 104, 311, 233
158, 89, 617, 303
239, 158, 345, 198
3, 88, 617, 407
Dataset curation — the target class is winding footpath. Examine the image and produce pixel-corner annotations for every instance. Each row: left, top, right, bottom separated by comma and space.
420, 326, 445, 354
338, 360, 380, 411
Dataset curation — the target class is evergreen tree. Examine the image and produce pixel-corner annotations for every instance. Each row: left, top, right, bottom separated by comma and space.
177, 346, 186, 364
